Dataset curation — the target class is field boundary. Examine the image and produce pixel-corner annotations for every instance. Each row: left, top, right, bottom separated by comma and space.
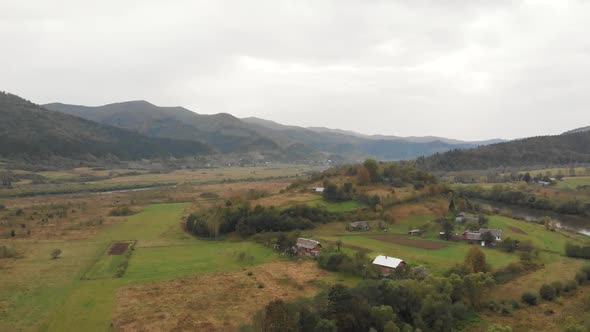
81, 240, 137, 280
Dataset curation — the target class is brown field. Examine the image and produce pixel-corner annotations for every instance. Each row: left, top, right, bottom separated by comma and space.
508, 226, 528, 235
372, 235, 448, 250
108, 242, 130, 255
386, 197, 447, 220
113, 261, 330, 332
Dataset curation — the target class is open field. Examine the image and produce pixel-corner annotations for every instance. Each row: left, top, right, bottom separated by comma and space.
114, 261, 332, 332
555, 176, 590, 190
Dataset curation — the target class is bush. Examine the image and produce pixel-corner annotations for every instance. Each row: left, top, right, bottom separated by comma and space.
0, 202, 5, 210
551, 281, 563, 297
580, 265, 590, 280
0, 244, 17, 258
575, 271, 588, 285
50, 248, 62, 259
563, 280, 578, 293
109, 206, 135, 216
539, 284, 556, 301
521, 292, 538, 305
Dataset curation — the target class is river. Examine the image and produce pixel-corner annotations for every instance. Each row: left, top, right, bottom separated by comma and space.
472, 199, 590, 237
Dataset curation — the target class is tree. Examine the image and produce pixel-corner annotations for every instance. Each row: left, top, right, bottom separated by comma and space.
463, 273, 495, 308
464, 247, 488, 273
10, 230, 15, 237
261, 300, 297, 332
363, 159, 380, 183
521, 291, 538, 305
50, 248, 62, 259
384, 321, 400, 332
314, 319, 337, 332
523, 172, 532, 183
441, 220, 454, 240
539, 284, 556, 301
356, 166, 371, 185
335, 239, 343, 252
370, 305, 396, 331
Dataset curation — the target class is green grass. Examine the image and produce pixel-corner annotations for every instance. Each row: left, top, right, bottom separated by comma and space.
317, 234, 518, 274
555, 176, 590, 190
0, 203, 279, 332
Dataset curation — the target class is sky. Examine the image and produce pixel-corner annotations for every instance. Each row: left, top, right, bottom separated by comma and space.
1, 0, 590, 141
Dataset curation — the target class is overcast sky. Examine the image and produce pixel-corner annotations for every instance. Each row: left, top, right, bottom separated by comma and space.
1, 0, 589, 140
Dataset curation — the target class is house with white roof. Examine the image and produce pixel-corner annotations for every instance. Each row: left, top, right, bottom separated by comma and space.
372, 255, 406, 276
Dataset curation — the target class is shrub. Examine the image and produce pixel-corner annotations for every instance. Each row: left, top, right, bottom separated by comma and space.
551, 281, 563, 297
0, 202, 5, 210
0, 244, 17, 258
575, 271, 588, 285
563, 280, 578, 293
580, 265, 590, 280
539, 284, 556, 301
50, 248, 62, 259
257, 283, 265, 289
521, 292, 538, 305
109, 206, 134, 216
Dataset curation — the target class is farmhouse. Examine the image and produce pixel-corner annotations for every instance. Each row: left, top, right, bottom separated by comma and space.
295, 238, 322, 256
372, 255, 406, 276
462, 228, 502, 246
455, 212, 479, 223
312, 187, 325, 193
347, 221, 369, 231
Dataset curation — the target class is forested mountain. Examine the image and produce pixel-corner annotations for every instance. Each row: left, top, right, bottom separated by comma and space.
415, 131, 590, 171
241, 117, 484, 160
0, 92, 212, 160
44, 101, 279, 154
46, 101, 499, 161
563, 126, 590, 135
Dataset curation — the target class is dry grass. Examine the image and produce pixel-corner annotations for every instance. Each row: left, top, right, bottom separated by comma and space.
113, 261, 329, 332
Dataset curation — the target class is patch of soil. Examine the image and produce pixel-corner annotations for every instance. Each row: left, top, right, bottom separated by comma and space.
113, 261, 329, 332
108, 242, 130, 255
372, 235, 448, 250
508, 226, 527, 235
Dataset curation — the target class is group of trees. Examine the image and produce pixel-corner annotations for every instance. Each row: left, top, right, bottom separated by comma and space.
565, 242, 590, 259
185, 204, 343, 238
322, 182, 356, 202
245, 272, 495, 332
457, 185, 590, 216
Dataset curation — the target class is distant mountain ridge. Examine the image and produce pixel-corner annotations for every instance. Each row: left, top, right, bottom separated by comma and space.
0, 92, 212, 160
563, 126, 590, 135
415, 131, 590, 171
45, 101, 506, 162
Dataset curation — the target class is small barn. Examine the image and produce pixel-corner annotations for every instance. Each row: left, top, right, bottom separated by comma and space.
347, 221, 369, 231
312, 187, 325, 193
295, 238, 322, 256
462, 228, 502, 246
372, 255, 406, 276
408, 229, 421, 236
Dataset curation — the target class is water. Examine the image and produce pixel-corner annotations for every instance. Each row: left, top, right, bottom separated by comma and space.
472, 199, 590, 237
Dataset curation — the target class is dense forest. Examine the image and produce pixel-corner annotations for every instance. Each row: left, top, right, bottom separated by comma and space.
0, 92, 212, 160
414, 132, 590, 171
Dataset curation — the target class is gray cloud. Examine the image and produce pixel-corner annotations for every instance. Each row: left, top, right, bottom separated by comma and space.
1, 0, 589, 140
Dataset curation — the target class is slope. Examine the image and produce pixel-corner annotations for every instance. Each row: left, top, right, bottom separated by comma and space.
0, 92, 212, 160
415, 131, 590, 171
44, 101, 279, 153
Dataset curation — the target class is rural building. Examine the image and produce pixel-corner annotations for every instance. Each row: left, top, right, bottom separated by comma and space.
408, 229, 421, 236
295, 238, 322, 256
455, 212, 479, 223
347, 221, 369, 231
462, 228, 502, 246
372, 255, 406, 276
312, 187, 325, 193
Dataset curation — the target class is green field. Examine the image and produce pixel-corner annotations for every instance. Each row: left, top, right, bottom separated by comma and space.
311, 213, 590, 274
555, 176, 590, 190
0, 203, 277, 332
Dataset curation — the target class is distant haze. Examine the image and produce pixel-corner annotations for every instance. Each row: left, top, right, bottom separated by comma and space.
2, 0, 590, 140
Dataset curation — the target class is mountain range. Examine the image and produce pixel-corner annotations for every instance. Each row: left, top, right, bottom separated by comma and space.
0, 92, 211, 161
44, 99, 503, 161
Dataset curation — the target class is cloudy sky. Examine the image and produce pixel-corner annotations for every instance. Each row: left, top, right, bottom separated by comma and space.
1, 0, 589, 140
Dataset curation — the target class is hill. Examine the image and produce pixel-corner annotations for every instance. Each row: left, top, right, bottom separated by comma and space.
415, 131, 590, 171
0, 92, 212, 160
563, 126, 590, 135
44, 101, 279, 154
46, 101, 503, 161
241, 117, 483, 160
